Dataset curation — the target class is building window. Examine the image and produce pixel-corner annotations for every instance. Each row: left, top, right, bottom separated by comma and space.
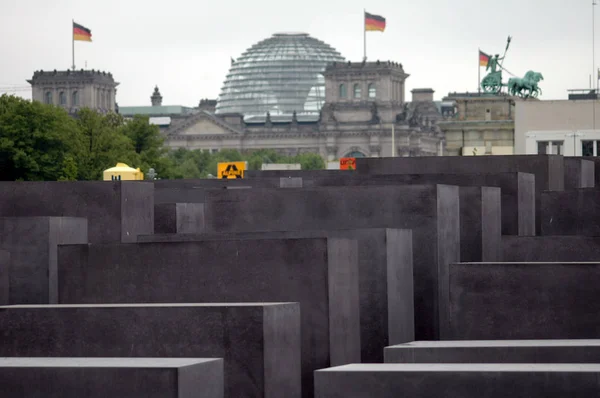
353, 84, 361, 99
368, 83, 376, 98
72, 91, 79, 106
59, 92, 66, 105
582, 140, 598, 156
44, 91, 52, 104
100, 92, 104, 109
537, 141, 564, 155
339, 84, 347, 98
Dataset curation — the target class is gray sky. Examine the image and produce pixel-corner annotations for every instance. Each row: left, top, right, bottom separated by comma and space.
0, 0, 596, 106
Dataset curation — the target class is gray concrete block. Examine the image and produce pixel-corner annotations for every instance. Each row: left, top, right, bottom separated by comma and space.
58, 238, 359, 398
384, 340, 600, 363
245, 170, 352, 179
459, 187, 501, 261
0, 217, 87, 304
154, 203, 205, 234
203, 184, 459, 340
153, 178, 280, 204
503, 236, 600, 262
541, 189, 600, 236
280, 177, 303, 188
444, 262, 600, 340
301, 172, 535, 236
0, 249, 8, 305
0, 358, 224, 398
354, 154, 564, 234
314, 364, 600, 397
565, 157, 595, 189
137, 228, 415, 363
0, 303, 300, 398
0, 181, 153, 243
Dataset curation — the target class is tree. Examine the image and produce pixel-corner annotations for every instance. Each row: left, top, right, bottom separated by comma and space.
292, 152, 325, 170
119, 115, 172, 178
75, 108, 137, 180
0, 94, 82, 181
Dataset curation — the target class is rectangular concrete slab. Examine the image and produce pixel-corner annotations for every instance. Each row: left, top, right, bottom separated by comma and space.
137, 228, 415, 363
459, 187, 501, 261
444, 262, 600, 340
0, 249, 8, 305
503, 236, 600, 262
565, 157, 595, 189
0, 358, 224, 398
314, 363, 600, 398
297, 172, 534, 236
153, 178, 281, 204
0, 303, 300, 398
0, 181, 153, 243
384, 340, 600, 363
203, 184, 459, 340
58, 238, 359, 398
154, 203, 205, 233
541, 189, 600, 236
0, 217, 88, 304
354, 154, 564, 234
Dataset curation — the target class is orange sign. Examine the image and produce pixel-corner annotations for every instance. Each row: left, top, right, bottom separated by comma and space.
340, 157, 356, 170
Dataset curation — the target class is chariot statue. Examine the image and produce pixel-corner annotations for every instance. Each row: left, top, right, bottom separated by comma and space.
480, 36, 543, 99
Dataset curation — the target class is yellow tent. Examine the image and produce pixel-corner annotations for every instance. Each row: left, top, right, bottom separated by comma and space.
103, 163, 144, 181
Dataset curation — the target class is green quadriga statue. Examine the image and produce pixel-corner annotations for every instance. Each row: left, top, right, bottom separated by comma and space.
480, 36, 543, 99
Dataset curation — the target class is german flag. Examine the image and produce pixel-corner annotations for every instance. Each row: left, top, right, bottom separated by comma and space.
73, 22, 92, 42
365, 12, 386, 32
479, 50, 490, 67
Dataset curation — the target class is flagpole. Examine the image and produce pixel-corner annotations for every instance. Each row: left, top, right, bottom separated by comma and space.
363, 9, 366, 61
478, 48, 481, 94
72, 19, 75, 70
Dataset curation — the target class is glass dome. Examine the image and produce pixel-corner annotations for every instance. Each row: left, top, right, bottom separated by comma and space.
215, 32, 345, 121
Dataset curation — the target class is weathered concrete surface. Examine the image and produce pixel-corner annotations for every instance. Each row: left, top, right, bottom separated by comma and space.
445, 262, 600, 340
58, 238, 359, 398
203, 184, 459, 340
314, 364, 600, 397
154, 203, 205, 234
0, 303, 300, 398
541, 189, 600, 236
354, 154, 564, 234
564, 157, 595, 189
384, 340, 600, 363
0, 181, 153, 243
503, 236, 600, 262
137, 228, 415, 362
0, 217, 88, 304
0, 358, 224, 398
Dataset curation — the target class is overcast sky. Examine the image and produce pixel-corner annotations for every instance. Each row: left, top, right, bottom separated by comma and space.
0, 0, 596, 106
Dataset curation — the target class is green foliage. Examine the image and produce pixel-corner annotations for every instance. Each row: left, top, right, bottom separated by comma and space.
0, 94, 82, 181
0, 95, 326, 181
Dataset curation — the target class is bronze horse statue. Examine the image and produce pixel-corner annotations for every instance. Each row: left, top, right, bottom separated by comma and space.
507, 71, 544, 98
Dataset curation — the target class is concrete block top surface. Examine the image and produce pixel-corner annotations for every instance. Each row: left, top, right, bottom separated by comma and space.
388, 340, 600, 348
0, 358, 221, 368
317, 364, 600, 372
1, 302, 295, 309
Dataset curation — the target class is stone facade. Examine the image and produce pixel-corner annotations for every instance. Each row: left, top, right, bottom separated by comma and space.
164, 61, 445, 159
437, 92, 521, 156
27, 69, 118, 114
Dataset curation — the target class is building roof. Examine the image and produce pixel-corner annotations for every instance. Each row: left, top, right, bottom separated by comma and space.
118, 105, 196, 116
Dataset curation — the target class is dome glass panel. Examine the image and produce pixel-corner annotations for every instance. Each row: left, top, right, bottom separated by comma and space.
215, 33, 345, 120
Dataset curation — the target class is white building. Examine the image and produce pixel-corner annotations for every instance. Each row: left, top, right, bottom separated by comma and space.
515, 90, 600, 156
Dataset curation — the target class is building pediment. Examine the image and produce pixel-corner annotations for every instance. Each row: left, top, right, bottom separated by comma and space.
168, 111, 244, 136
